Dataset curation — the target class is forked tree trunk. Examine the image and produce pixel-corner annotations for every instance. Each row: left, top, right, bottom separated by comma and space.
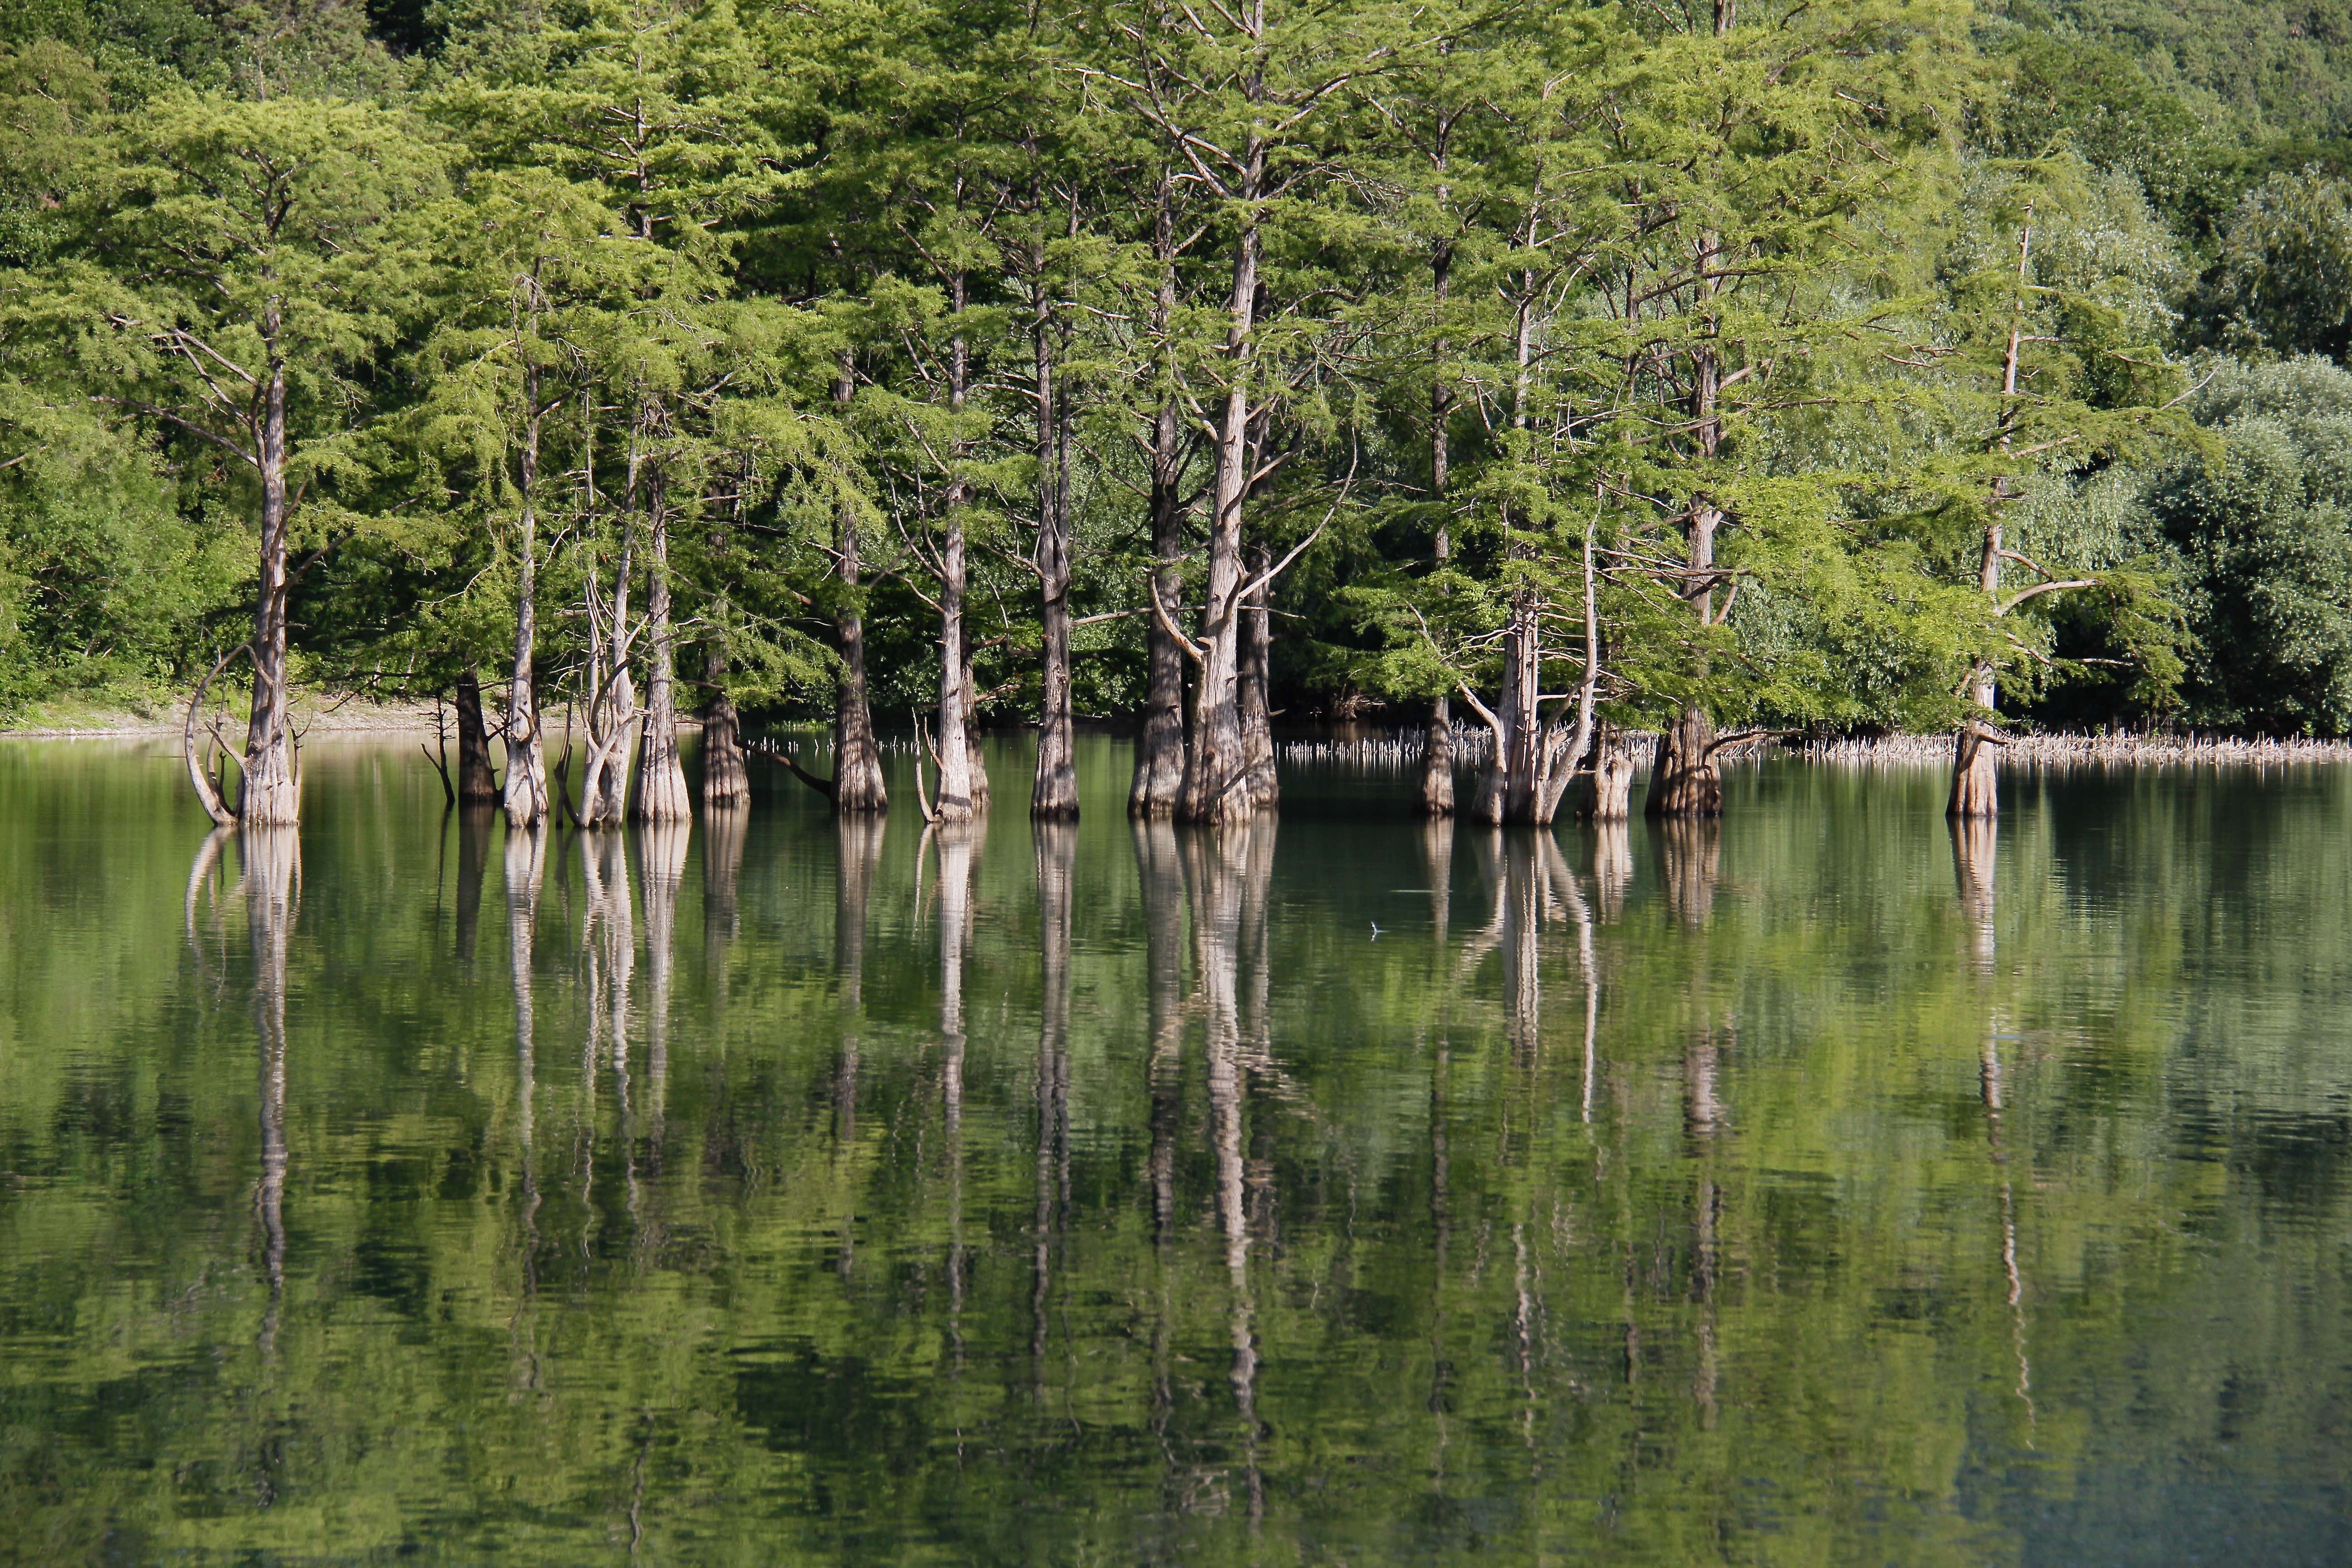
456, 668, 499, 804
1130, 176, 1188, 819
239, 360, 299, 826
1239, 543, 1277, 811
634, 500, 691, 823
832, 355, 887, 813
701, 643, 749, 810
1646, 706, 1722, 818
1950, 669, 2001, 819
1176, 137, 1263, 828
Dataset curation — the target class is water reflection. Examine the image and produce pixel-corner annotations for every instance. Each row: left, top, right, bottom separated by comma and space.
505, 823, 546, 1300
455, 806, 493, 961
1951, 814, 1997, 973
10, 742, 2352, 1565
242, 826, 298, 1358
1657, 816, 1721, 926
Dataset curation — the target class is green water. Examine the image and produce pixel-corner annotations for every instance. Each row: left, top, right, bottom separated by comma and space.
0, 735, 2347, 1566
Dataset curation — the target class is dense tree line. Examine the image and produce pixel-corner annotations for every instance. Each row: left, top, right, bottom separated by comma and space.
2, 0, 2350, 828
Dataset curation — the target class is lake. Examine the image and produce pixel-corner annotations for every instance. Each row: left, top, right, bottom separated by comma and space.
0, 734, 2347, 1565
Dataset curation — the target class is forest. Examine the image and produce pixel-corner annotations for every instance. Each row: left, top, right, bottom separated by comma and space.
4, 0, 2351, 827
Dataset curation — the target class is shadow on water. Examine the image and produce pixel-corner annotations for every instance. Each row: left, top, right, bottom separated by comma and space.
0, 736, 2343, 1563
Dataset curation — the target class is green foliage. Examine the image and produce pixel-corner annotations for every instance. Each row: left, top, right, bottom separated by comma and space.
2193, 170, 2352, 362
2138, 356, 2352, 733
0, 0, 2341, 738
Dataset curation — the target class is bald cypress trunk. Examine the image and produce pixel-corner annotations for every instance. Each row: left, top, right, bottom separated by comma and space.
240, 356, 299, 826
1239, 543, 1277, 811
633, 495, 691, 823
1176, 132, 1262, 827
932, 276, 978, 825
832, 354, 887, 814
456, 669, 499, 805
1130, 176, 1188, 818
701, 642, 749, 810
1031, 245, 1079, 821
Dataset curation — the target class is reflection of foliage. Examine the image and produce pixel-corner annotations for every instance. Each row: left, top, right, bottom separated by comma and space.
0, 740, 2347, 1562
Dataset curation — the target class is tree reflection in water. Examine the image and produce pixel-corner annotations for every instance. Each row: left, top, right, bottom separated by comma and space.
30, 744, 2352, 1564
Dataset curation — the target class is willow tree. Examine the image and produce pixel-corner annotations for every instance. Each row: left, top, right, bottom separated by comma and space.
47, 94, 441, 825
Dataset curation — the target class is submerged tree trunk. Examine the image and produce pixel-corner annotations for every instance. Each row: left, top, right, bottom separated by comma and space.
503, 408, 548, 828
1417, 204, 1457, 819
1467, 526, 1601, 827
1031, 256, 1079, 822
1646, 706, 1722, 818
1417, 701, 1455, 817
1952, 506, 2008, 819
633, 498, 690, 823
701, 642, 748, 810
1131, 177, 1188, 818
832, 355, 887, 814
456, 668, 499, 805
1585, 725, 1637, 821
1176, 141, 1262, 828
240, 361, 299, 826
1239, 542, 1277, 812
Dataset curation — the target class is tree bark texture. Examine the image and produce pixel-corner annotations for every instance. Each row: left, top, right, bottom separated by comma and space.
832, 355, 887, 813
502, 377, 549, 828
633, 499, 691, 823
1239, 542, 1277, 811
1176, 138, 1262, 827
1031, 259, 1079, 821
1417, 196, 1456, 819
1585, 726, 1637, 821
701, 644, 749, 810
456, 668, 499, 804
1130, 177, 1188, 818
1646, 706, 1723, 818
239, 358, 299, 826
931, 288, 977, 825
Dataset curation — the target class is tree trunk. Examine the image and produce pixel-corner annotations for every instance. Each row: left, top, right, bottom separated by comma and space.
502, 382, 549, 828
633, 499, 690, 823
1952, 508, 2006, 818
1646, 706, 1722, 818
701, 642, 749, 810
1471, 598, 1540, 825
1032, 277, 1078, 820
1950, 670, 2001, 818
239, 361, 299, 826
1176, 139, 1262, 827
1417, 700, 1455, 817
929, 278, 979, 824
962, 655, 991, 812
456, 668, 499, 804
1131, 176, 1188, 818
1586, 726, 1636, 821
832, 354, 887, 814
1417, 195, 1456, 819
1239, 542, 1277, 811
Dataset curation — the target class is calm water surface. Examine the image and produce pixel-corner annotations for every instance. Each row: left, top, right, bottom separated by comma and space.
1, 735, 2348, 1565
